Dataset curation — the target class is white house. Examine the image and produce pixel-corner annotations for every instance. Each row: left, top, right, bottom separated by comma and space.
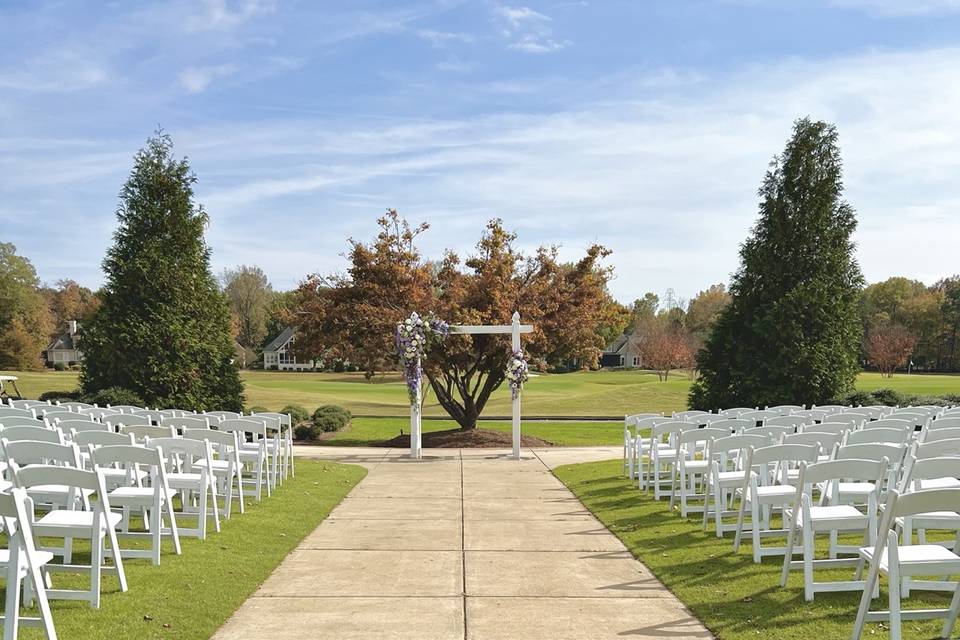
45, 320, 83, 366
262, 327, 316, 371
600, 334, 642, 368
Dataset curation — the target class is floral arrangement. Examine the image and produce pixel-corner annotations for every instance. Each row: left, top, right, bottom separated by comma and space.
396, 312, 449, 404
505, 349, 529, 399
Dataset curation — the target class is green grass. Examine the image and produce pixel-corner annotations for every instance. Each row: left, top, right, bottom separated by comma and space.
323, 417, 624, 447
554, 459, 955, 640
8, 369, 958, 418
15, 460, 365, 639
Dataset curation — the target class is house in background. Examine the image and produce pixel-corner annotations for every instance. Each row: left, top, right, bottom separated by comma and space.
45, 320, 83, 366
600, 334, 642, 368
262, 326, 317, 371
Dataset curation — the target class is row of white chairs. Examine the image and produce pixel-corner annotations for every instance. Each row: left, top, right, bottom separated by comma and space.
0, 398, 299, 639
621, 404, 960, 639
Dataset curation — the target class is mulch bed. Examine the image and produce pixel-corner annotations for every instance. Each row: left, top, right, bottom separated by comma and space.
377, 427, 554, 448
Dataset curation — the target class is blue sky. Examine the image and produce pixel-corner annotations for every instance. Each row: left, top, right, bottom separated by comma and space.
3, 0, 960, 304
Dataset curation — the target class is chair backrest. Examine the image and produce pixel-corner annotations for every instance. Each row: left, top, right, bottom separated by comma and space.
849, 407, 886, 421
244, 414, 282, 433
677, 427, 730, 451
888, 487, 960, 520
719, 407, 757, 417
802, 421, 854, 436
160, 415, 210, 432
206, 411, 241, 422
9, 400, 49, 410
15, 464, 106, 494
900, 455, 960, 489
822, 413, 863, 428
913, 438, 960, 460
650, 420, 698, 441
746, 424, 794, 441
0, 407, 36, 420
792, 409, 829, 422
2, 439, 82, 467
672, 410, 709, 421
781, 431, 842, 453
38, 408, 79, 423
765, 404, 805, 415
928, 416, 960, 431
0, 417, 48, 429
79, 407, 121, 421
705, 418, 754, 433
119, 424, 176, 442
146, 437, 211, 471
709, 433, 772, 471
863, 418, 912, 431
218, 418, 269, 439
844, 427, 908, 446
748, 442, 820, 470
91, 443, 164, 469
72, 430, 134, 448
107, 405, 144, 414
798, 457, 887, 486
922, 427, 960, 443
834, 442, 904, 465
106, 414, 152, 428
888, 411, 929, 428
812, 405, 847, 413
0, 425, 63, 444
739, 409, 779, 424
59, 402, 94, 412
130, 410, 165, 424
764, 415, 809, 429
182, 427, 240, 452
58, 418, 112, 434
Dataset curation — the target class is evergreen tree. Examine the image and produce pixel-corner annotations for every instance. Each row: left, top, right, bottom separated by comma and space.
690, 118, 864, 409
81, 132, 244, 411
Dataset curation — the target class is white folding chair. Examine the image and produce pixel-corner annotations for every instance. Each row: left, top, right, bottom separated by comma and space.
244, 414, 283, 489
801, 421, 855, 438
852, 488, 960, 640
646, 421, 699, 499
159, 415, 210, 433
628, 416, 672, 485
183, 428, 244, 517
105, 414, 151, 430
0, 488, 57, 640
0, 408, 37, 421
12, 466, 128, 608
844, 428, 909, 446
718, 407, 757, 418
56, 419, 112, 435
822, 414, 864, 429
781, 431, 842, 462
0, 417, 47, 429
702, 433, 772, 537
71, 431, 138, 488
90, 445, 181, 566
764, 415, 810, 430
671, 427, 731, 517
146, 437, 220, 539
251, 411, 295, 479
118, 424, 176, 443
105, 405, 144, 414
0, 427, 63, 445
622, 413, 660, 478
733, 443, 820, 563
779, 458, 886, 601
766, 404, 805, 415
218, 419, 270, 501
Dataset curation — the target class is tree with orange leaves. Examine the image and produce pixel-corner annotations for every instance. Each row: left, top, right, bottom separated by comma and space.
866, 322, 917, 377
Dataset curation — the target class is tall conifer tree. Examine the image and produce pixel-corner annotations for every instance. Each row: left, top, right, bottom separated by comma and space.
690, 118, 864, 409
81, 132, 244, 411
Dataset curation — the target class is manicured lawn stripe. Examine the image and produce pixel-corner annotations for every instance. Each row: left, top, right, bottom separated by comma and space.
554, 459, 954, 640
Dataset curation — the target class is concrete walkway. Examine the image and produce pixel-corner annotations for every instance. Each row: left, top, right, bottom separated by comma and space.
212, 446, 712, 640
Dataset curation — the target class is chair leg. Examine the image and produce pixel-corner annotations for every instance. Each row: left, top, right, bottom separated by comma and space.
5, 547, 23, 640
752, 499, 762, 563
209, 478, 221, 533
150, 503, 161, 566
941, 579, 960, 638
90, 533, 103, 609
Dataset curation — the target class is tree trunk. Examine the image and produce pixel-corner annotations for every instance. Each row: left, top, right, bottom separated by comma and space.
427, 367, 505, 430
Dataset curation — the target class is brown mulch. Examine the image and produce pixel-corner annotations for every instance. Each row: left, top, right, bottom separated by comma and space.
377, 427, 554, 448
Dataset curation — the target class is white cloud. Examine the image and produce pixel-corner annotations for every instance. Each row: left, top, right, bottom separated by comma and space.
415, 28, 475, 47
178, 64, 238, 93
829, 0, 960, 15
185, 0, 277, 32
493, 4, 569, 54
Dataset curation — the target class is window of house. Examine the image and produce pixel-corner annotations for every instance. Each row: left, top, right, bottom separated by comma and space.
632, 357, 639, 366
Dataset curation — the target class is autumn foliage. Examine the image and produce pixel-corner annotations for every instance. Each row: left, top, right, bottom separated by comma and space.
866, 322, 917, 377
291, 210, 618, 429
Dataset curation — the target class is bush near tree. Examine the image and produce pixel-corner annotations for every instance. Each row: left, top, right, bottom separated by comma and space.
691, 119, 864, 410
280, 404, 310, 425
79, 131, 244, 412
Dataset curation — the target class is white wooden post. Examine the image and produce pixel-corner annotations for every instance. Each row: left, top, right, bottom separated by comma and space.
410, 358, 422, 459
511, 311, 521, 460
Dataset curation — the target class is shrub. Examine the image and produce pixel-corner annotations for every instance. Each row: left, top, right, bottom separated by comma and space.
84, 386, 145, 408
312, 405, 351, 433
52, 362, 66, 371
38, 389, 81, 402
332, 359, 346, 373
294, 423, 319, 441
869, 388, 906, 407
280, 404, 310, 425
832, 390, 875, 407
247, 405, 269, 415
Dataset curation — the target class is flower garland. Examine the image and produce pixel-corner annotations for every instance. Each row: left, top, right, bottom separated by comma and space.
505, 348, 529, 399
396, 312, 449, 404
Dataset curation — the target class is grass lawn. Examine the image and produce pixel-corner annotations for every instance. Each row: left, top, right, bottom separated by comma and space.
554, 459, 955, 640
7, 369, 958, 418
323, 417, 624, 447
16, 460, 365, 639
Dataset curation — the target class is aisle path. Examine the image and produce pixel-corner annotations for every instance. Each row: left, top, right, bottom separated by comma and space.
212, 446, 712, 640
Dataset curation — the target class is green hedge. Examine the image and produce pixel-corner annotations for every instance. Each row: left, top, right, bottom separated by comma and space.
832, 388, 960, 407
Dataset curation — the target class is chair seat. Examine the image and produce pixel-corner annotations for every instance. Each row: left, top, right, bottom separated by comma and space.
754, 485, 795, 499
683, 460, 709, 471
716, 470, 754, 484
34, 509, 123, 534
795, 505, 869, 529
653, 449, 677, 460
108, 486, 158, 506
895, 511, 960, 527
918, 477, 960, 490
860, 544, 960, 574
27, 485, 95, 502
167, 472, 204, 488
194, 460, 230, 471
0, 549, 55, 568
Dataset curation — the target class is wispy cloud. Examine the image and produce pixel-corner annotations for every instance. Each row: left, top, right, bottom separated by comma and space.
415, 28, 475, 47
492, 5, 570, 54
178, 64, 239, 93
185, 0, 277, 32
829, 0, 960, 15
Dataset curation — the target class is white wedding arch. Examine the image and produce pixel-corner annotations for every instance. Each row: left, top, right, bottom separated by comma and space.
397, 311, 533, 460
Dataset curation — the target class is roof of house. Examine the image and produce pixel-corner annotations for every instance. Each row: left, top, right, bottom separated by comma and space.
264, 326, 296, 352
603, 334, 631, 355
46, 325, 81, 352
